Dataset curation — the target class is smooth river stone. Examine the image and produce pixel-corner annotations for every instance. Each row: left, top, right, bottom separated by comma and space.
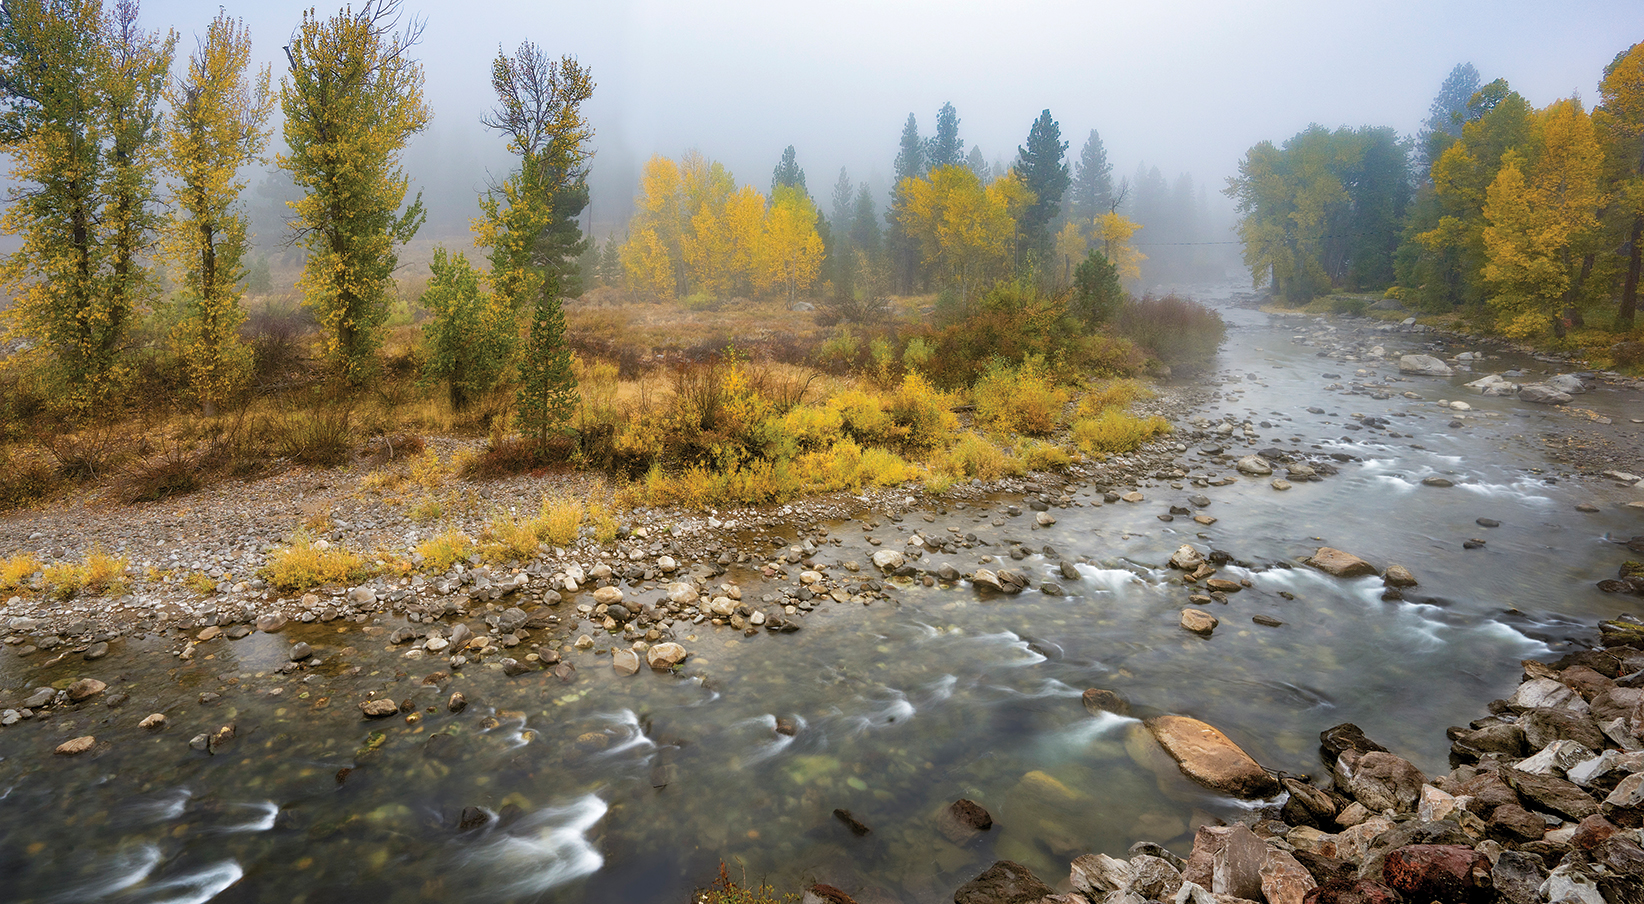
1146, 715, 1280, 799
1308, 547, 1377, 578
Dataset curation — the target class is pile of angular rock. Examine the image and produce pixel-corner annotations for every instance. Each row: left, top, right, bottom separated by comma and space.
945, 629, 1644, 904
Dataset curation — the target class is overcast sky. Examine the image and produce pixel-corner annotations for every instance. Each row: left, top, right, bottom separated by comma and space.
140, 0, 1640, 240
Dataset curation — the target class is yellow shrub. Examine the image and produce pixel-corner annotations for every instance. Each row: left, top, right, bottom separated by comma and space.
780, 404, 845, 452
360, 468, 405, 493
262, 531, 368, 591
409, 447, 448, 490
1077, 378, 1151, 418
587, 500, 620, 544
45, 548, 129, 599
798, 438, 918, 492
641, 459, 804, 508
183, 571, 218, 595
0, 553, 42, 592
417, 529, 474, 572
828, 389, 901, 446
407, 495, 445, 523
1018, 439, 1073, 471
1072, 409, 1172, 456
480, 515, 542, 563
43, 561, 82, 600
929, 432, 1024, 481
889, 373, 957, 451
974, 361, 1070, 437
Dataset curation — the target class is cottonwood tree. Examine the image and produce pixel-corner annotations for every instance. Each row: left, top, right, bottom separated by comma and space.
476, 42, 594, 443
279, 0, 430, 386
0, 0, 173, 413
1482, 98, 1603, 339
759, 185, 824, 306
162, 12, 274, 413
1598, 42, 1644, 329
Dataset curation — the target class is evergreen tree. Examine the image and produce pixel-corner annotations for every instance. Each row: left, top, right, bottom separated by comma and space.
476, 42, 594, 443
420, 247, 512, 411
927, 101, 963, 169
279, 0, 429, 386
887, 113, 926, 293
1014, 109, 1070, 270
1068, 128, 1115, 224
1418, 63, 1482, 175
829, 167, 855, 243
851, 183, 881, 258
770, 144, 806, 197
1070, 249, 1125, 326
965, 146, 990, 183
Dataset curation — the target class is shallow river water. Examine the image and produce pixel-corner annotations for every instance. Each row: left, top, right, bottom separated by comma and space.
3, 289, 1643, 904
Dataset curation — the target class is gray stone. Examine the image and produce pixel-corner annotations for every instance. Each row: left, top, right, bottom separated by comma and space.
870, 549, 904, 572
1518, 383, 1574, 405
1546, 374, 1589, 394
1398, 355, 1453, 376
1236, 455, 1273, 476
1211, 824, 1267, 900
22, 687, 53, 709
288, 641, 312, 661
1339, 749, 1426, 813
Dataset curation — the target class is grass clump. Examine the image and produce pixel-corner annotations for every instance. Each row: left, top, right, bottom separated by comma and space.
479, 495, 589, 562
926, 432, 1025, 485
262, 530, 368, 591
693, 863, 799, 904
416, 529, 475, 573
1077, 378, 1151, 416
1072, 409, 1172, 456
1017, 438, 1073, 471
41, 548, 130, 600
0, 552, 43, 592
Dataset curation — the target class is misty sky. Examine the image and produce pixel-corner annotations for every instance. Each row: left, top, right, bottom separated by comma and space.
139, 0, 1640, 241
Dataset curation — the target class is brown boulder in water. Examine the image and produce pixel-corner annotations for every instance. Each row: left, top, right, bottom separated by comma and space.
1146, 714, 1280, 799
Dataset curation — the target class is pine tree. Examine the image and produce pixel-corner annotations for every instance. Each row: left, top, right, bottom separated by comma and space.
1068, 128, 1115, 225
477, 42, 594, 443
887, 113, 926, 293
965, 146, 990, 183
420, 247, 512, 411
279, 0, 429, 386
162, 11, 273, 414
1418, 63, 1482, 176
1015, 109, 1070, 271
927, 102, 963, 169
770, 144, 806, 197
851, 183, 881, 258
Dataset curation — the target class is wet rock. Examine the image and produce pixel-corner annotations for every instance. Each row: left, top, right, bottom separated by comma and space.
1381, 845, 1492, 904
1308, 547, 1377, 578
289, 641, 312, 661
1282, 778, 1338, 829
938, 798, 994, 844
666, 582, 698, 605
458, 806, 491, 832
447, 691, 466, 713
1180, 609, 1218, 636
500, 658, 532, 677
1421, 476, 1454, 488
775, 717, 798, 736
612, 649, 640, 675
591, 586, 623, 606
971, 569, 1005, 593
1383, 565, 1417, 587
1399, 354, 1453, 376
1082, 688, 1131, 717
647, 642, 688, 669
66, 678, 106, 703
23, 687, 54, 709
54, 736, 96, 756
359, 699, 398, 718
1338, 749, 1426, 814
83, 642, 108, 660
1146, 714, 1280, 799
1272, 479, 1293, 491
955, 860, 1054, 904
139, 713, 166, 730
1204, 578, 1242, 593
1253, 614, 1285, 627
802, 885, 859, 904
256, 613, 287, 633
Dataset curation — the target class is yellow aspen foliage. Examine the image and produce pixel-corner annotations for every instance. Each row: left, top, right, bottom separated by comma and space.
1054, 221, 1089, 282
622, 155, 685, 297
1597, 42, 1644, 328
161, 12, 274, 413
758, 185, 825, 306
1482, 98, 1603, 338
898, 165, 1029, 301
1094, 211, 1146, 282
278, 0, 430, 386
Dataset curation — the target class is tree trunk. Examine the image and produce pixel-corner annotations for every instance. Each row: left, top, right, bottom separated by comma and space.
1621, 215, 1641, 331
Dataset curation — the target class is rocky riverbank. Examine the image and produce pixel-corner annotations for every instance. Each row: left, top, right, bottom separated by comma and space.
912, 615, 1644, 904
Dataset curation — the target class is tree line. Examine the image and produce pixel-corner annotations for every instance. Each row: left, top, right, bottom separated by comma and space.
0, 0, 591, 436
1227, 45, 1644, 340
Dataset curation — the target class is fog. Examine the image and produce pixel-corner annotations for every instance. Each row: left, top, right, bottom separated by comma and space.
145, 0, 1633, 253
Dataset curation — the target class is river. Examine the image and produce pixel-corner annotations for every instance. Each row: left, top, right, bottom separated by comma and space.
2, 287, 1641, 903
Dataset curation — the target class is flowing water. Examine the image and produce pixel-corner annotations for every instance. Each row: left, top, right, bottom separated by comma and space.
3, 289, 1643, 903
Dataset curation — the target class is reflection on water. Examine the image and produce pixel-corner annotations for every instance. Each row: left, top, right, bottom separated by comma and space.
3, 292, 1641, 902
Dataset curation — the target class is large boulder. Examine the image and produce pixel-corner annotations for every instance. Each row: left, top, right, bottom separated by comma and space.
1308, 547, 1378, 578
1518, 383, 1573, 405
1546, 374, 1589, 395
1146, 715, 1281, 799
1169, 545, 1205, 571
1338, 749, 1426, 814
1399, 355, 1453, 376
1236, 455, 1273, 476
1262, 847, 1319, 904
1464, 374, 1519, 396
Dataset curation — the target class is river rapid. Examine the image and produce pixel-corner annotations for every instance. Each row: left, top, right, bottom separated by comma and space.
2, 287, 1642, 904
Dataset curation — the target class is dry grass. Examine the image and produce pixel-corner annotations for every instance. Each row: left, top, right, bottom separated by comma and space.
261, 531, 368, 591
416, 528, 475, 573
0, 552, 43, 592
1072, 409, 1172, 456
40, 548, 130, 599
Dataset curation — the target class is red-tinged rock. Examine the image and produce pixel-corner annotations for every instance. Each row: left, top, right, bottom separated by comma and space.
1381, 844, 1493, 904
1570, 814, 1619, 850
1302, 879, 1401, 904
1261, 848, 1318, 904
